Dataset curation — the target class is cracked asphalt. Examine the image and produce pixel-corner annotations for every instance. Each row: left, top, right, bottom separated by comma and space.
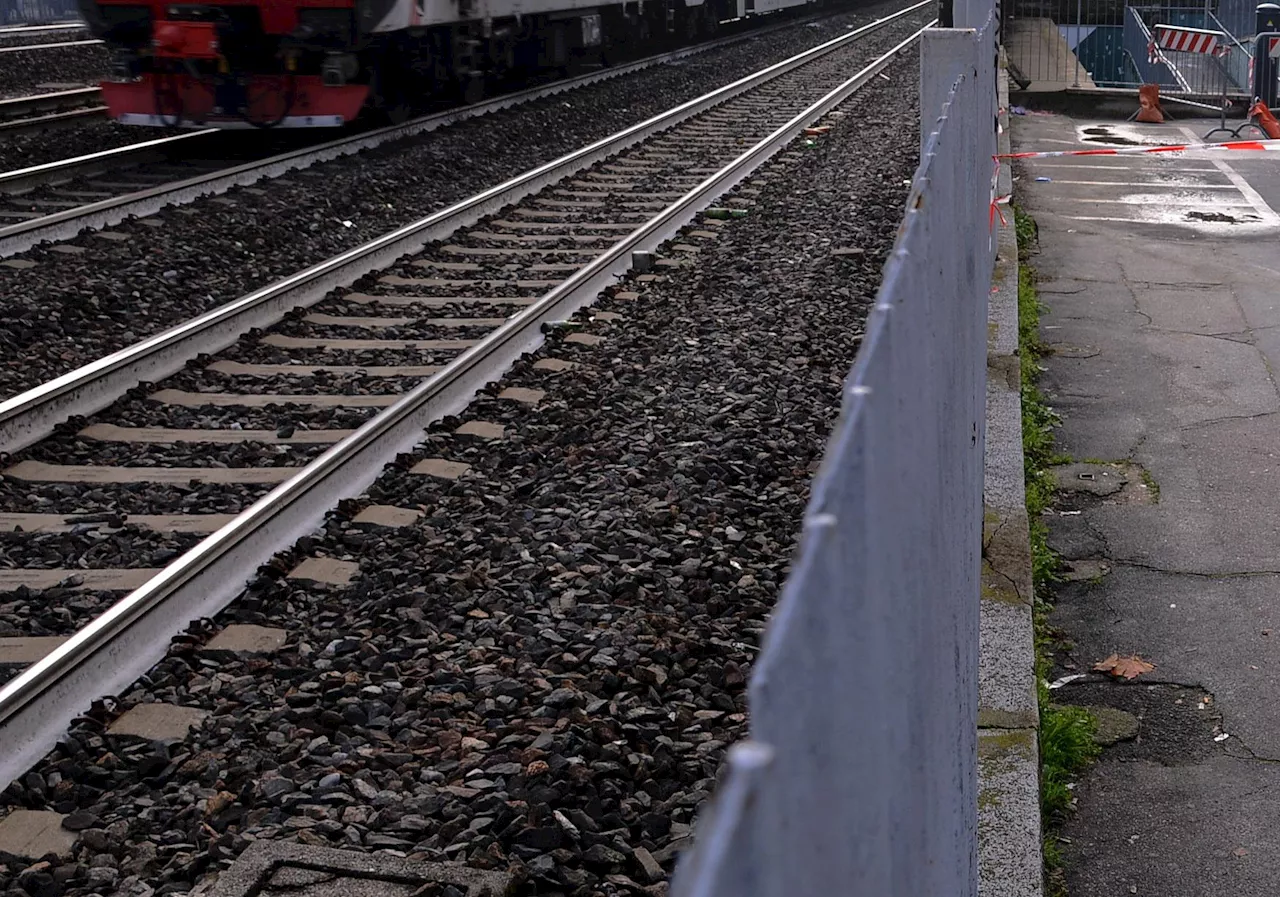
1014, 111, 1280, 896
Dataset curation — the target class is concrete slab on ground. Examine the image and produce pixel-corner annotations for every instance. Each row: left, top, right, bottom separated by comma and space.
206, 841, 514, 897
0, 810, 76, 860
107, 703, 209, 742
0, 636, 67, 666
205, 624, 288, 655
1015, 108, 1280, 895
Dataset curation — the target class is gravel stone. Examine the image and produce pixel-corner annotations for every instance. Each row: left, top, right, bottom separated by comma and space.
0, 43, 106, 100
0, 121, 150, 174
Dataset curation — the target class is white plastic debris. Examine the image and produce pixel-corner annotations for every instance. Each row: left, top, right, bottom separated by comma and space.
1048, 674, 1087, 690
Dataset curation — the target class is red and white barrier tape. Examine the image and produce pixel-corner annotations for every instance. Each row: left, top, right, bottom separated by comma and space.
988, 157, 1007, 231
997, 138, 1280, 160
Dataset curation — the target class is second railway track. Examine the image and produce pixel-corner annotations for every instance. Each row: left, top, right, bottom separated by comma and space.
0, 35, 107, 103
0, 4, 898, 258
0, 24, 90, 48
0, 0, 931, 793
0, 87, 104, 135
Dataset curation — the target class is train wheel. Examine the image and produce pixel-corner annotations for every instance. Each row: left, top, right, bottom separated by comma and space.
459, 73, 484, 105
702, 1, 719, 36
371, 58, 412, 124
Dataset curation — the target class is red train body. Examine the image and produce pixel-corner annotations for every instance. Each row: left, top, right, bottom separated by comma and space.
78, 0, 820, 128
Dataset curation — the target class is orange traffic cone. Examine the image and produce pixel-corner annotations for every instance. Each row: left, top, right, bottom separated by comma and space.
1250, 100, 1280, 138
1135, 84, 1164, 123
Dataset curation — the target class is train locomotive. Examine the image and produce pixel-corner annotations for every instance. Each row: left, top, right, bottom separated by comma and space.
76, 0, 819, 128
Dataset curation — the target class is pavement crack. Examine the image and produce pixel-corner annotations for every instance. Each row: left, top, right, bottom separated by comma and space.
1118, 277, 1153, 328
1111, 559, 1280, 579
1221, 736, 1280, 765
1129, 280, 1226, 289
991, 563, 1027, 604
1076, 515, 1114, 560
1181, 410, 1280, 430
1046, 390, 1103, 400
1176, 329, 1253, 345
1124, 432, 1149, 464
983, 512, 1008, 554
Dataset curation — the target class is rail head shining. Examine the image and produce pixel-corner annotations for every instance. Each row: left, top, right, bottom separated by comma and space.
0, 38, 102, 52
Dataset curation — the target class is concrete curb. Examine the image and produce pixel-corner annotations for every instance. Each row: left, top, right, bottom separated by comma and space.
977, 48, 1044, 897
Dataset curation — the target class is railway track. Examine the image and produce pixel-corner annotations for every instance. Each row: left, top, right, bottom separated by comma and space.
0, 0, 929, 812
0, 30, 106, 104
0, 36, 99, 53
0, 87, 104, 134
0, 23, 88, 49
0, 8, 891, 259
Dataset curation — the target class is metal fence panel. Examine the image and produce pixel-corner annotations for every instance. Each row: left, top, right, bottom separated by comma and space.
671, 14, 994, 897
1005, 0, 1250, 94
2, 0, 81, 25
1124, 7, 1183, 86
1218, 0, 1255, 40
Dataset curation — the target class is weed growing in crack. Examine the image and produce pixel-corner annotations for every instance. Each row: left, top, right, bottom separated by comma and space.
1019, 260, 1061, 591
1141, 466, 1161, 502
1040, 705, 1100, 818
1015, 205, 1039, 262
1016, 206, 1099, 896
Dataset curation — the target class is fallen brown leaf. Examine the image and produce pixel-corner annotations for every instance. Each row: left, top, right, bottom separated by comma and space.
1092, 653, 1156, 680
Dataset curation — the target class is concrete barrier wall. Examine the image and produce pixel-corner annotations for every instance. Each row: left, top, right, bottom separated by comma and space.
671, 13, 999, 897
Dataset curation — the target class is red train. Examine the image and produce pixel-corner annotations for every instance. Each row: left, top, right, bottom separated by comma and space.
77, 0, 820, 128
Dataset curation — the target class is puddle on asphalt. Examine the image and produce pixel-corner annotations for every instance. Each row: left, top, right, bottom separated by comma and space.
1186, 210, 1240, 223
1075, 123, 1178, 147
1082, 126, 1142, 146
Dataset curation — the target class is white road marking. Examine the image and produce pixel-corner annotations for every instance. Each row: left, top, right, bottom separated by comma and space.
1044, 180, 1236, 188
1057, 197, 1254, 206
1064, 215, 1267, 227
1030, 163, 1220, 172
1178, 126, 1280, 226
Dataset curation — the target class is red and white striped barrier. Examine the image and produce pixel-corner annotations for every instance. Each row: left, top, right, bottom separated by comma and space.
1152, 24, 1227, 57
997, 138, 1280, 160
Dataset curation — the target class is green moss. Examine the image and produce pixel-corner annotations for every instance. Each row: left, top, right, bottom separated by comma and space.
1016, 206, 1099, 894
1141, 467, 1161, 502
1044, 837, 1067, 897
1015, 206, 1038, 262
1018, 262, 1061, 593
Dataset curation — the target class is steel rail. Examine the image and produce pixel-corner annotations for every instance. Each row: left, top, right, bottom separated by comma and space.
0, 105, 108, 133
0, 7, 864, 253
0, 9, 930, 789
0, 86, 100, 118
0, 37, 101, 52
0, 23, 84, 35
0, 128, 216, 196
